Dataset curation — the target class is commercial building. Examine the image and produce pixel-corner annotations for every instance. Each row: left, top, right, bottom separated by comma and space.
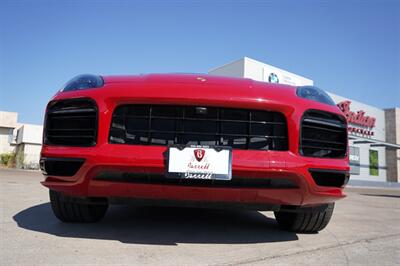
209, 57, 400, 182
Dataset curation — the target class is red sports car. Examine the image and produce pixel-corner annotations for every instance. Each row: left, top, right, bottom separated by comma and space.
40, 74, 349, 233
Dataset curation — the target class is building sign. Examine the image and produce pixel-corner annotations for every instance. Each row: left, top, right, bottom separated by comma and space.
261, 65, 313, 86
268, 73, 279, 83
337, 100, 376, 136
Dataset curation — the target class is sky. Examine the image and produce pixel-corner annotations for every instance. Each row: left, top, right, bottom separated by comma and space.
0, 0, 399, 125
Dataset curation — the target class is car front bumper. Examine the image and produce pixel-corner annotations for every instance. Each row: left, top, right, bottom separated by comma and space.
41, 144, 348, 208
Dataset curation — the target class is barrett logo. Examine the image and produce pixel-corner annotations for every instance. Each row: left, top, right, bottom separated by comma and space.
194, 149, 205, 162
268, 73, 279, 83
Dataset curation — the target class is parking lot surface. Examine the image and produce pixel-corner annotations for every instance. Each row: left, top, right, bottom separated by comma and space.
1, 168, 399, 265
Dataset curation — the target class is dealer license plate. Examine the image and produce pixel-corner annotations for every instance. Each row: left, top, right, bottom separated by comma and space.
167, 145, 232, 180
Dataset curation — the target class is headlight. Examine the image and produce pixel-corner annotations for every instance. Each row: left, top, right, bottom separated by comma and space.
296, 86, 335, 106
61, 74, 104, 92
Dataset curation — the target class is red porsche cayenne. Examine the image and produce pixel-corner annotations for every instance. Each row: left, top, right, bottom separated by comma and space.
40, 74, 349, 233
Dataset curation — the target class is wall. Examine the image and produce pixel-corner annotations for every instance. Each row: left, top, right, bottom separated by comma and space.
243, 57, 314, 86
14, 124, 43, 169
0, 111, 18, 154
0, 128, 14, 154
385, 108, 400, 182
209, 57, 314, 86
208, 58, 245, 78
16, 124, 43, 144
22, 144, 41, 169
0, 111, 17, 128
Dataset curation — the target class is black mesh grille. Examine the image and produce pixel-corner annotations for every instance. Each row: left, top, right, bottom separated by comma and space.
300, 110, 347, 158
109, 105, 288, 151
44, 99, 97, 146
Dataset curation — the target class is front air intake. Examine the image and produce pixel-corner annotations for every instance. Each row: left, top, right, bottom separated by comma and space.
44, 98, 98, 146
309, 169, 350, 188
40, 157, 85, 176
300, 110, 347, 158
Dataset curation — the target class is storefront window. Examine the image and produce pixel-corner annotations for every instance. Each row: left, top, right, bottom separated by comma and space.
369, 150, 379, 176
349, 146, 360, 175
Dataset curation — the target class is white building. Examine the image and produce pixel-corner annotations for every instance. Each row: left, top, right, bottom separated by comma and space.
0, 111, 18, 154
209, 57, 400, 182
15, 124, 43, 169
209, 57, 313, 86
0, 111, 43, 169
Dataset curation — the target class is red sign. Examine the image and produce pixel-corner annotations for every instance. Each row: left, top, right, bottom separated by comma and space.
337, 100, 376, 136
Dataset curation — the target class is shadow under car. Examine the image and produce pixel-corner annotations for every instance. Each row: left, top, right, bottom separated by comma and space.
13, 203, 299, 245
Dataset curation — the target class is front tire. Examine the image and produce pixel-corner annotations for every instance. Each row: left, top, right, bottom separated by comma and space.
49, 190, 108, 223
274, 203, 334, 233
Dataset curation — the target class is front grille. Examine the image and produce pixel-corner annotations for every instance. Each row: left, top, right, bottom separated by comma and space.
44, 99, 97, 146
109, 105, 288, 150
300, 110, 347, 158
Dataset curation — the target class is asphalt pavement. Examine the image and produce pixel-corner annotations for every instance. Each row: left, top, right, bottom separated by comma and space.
0, 168, 399, 265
